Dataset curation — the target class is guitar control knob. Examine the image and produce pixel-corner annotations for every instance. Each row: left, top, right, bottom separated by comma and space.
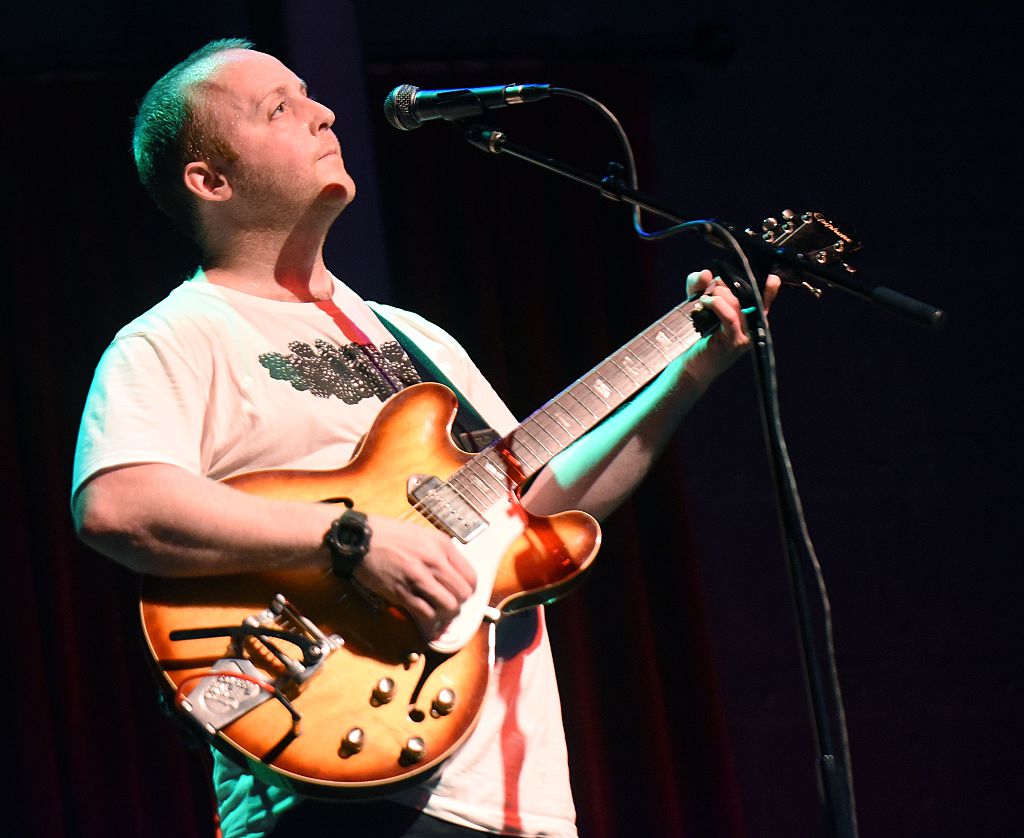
432, 688, 457, 717
372, 677, 396, 705
782, 208, 795, 220
762, 217, 778, 231
400, 737, 426, 764
762, 230, 776, 243
340, 727, 364, 756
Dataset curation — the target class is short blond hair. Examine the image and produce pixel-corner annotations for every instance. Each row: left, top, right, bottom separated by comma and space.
132, 38, 253, 242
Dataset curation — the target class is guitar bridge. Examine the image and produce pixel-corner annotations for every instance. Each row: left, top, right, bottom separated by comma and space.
171, 594, 343, 735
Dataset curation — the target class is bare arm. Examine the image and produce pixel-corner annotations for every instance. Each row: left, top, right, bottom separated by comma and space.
524, 269, 779, 520
74, 463, 475, 636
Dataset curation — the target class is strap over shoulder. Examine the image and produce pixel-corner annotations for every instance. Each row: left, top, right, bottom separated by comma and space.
371, 307, 499, 453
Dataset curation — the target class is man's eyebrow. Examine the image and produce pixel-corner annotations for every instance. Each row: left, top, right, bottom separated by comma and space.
255, 79, 309, 111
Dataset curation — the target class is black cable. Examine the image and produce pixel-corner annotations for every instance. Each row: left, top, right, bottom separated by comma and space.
550, 86, 703, 240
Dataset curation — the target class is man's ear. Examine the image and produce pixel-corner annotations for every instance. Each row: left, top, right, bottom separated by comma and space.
183, 160, 233, 203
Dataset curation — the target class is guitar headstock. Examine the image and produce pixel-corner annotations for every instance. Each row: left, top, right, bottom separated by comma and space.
745, 209, 862, 277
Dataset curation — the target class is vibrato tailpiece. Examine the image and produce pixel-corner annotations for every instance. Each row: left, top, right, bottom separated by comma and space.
170, 594, 343, 736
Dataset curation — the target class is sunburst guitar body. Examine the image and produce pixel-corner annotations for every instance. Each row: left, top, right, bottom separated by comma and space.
140, 383, 600, 797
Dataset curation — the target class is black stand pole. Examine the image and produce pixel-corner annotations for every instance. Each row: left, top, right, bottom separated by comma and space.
458, 120, 946, 838
738, 287, 860, 838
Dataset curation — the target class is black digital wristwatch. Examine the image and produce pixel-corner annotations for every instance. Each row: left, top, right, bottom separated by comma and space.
325, 509, 373, 578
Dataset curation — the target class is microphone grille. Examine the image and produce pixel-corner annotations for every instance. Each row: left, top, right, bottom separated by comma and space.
383, 84, 420, 131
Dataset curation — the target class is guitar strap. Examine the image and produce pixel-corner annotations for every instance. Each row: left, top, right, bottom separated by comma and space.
371, 306, 500, 454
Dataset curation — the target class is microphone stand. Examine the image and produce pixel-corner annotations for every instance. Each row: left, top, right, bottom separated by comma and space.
458, 120, 945, 838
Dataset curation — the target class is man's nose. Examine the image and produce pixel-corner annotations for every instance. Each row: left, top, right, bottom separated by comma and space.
307, 97, 335, 133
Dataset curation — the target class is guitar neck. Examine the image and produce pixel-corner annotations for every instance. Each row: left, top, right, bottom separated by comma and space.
449, 296, 707, 502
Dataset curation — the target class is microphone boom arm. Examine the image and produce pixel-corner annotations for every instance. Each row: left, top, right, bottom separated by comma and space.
461, 122, 945, 329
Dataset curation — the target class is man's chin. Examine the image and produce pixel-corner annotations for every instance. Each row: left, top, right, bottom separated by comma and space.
321, 181, 356, 210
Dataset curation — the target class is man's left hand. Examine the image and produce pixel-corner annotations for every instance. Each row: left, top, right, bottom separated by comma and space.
679, 268, 781, 389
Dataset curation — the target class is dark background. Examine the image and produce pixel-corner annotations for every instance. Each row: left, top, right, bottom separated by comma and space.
4, 2, 1018, 836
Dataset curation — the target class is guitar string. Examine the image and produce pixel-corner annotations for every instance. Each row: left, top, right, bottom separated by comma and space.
392, 310, 703, 531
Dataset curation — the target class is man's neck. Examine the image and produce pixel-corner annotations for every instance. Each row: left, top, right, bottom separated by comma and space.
202, 226, 335, 303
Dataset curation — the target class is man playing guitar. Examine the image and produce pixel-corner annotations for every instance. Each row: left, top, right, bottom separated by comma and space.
72, 39, 777, 838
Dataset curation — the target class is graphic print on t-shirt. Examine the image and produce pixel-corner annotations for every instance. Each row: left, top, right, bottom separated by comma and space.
259, 339, 421, 403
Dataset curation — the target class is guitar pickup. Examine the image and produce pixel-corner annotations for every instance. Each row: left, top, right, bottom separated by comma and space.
407, 474, 488, 544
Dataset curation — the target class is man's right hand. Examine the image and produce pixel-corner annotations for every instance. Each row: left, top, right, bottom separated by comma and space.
76, 464, 478, 641
355, 515, 478, 640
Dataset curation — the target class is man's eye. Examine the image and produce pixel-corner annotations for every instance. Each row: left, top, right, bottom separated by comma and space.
272, 101, 286, 117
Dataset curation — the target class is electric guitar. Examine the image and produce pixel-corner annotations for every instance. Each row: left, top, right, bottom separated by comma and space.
139, 210, 858, 797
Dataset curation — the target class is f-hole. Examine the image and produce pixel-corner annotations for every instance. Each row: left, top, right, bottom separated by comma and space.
408, 650, 446, 707
319, 497, 354, 508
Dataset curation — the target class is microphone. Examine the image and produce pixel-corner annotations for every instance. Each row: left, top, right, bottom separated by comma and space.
384, 83, 551, 131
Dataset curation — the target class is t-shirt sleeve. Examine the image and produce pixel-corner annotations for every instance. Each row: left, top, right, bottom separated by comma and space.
71, 331, 209, 500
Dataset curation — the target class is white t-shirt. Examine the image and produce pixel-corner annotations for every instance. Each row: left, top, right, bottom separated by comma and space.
72, 272, 577, 837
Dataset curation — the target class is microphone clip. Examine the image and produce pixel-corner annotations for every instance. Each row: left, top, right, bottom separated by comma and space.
462, 124, 507, 155
599, 162, 628, 202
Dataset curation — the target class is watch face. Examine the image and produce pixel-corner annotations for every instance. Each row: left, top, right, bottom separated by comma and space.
334, 512, 370, 552
328, 512, 370, 579
338, 525, 362, 547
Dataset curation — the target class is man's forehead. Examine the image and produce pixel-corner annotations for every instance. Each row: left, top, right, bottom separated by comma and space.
201, 49, 301, 109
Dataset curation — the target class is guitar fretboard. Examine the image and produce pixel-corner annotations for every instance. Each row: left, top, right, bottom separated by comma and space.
445, 297, 707, 511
